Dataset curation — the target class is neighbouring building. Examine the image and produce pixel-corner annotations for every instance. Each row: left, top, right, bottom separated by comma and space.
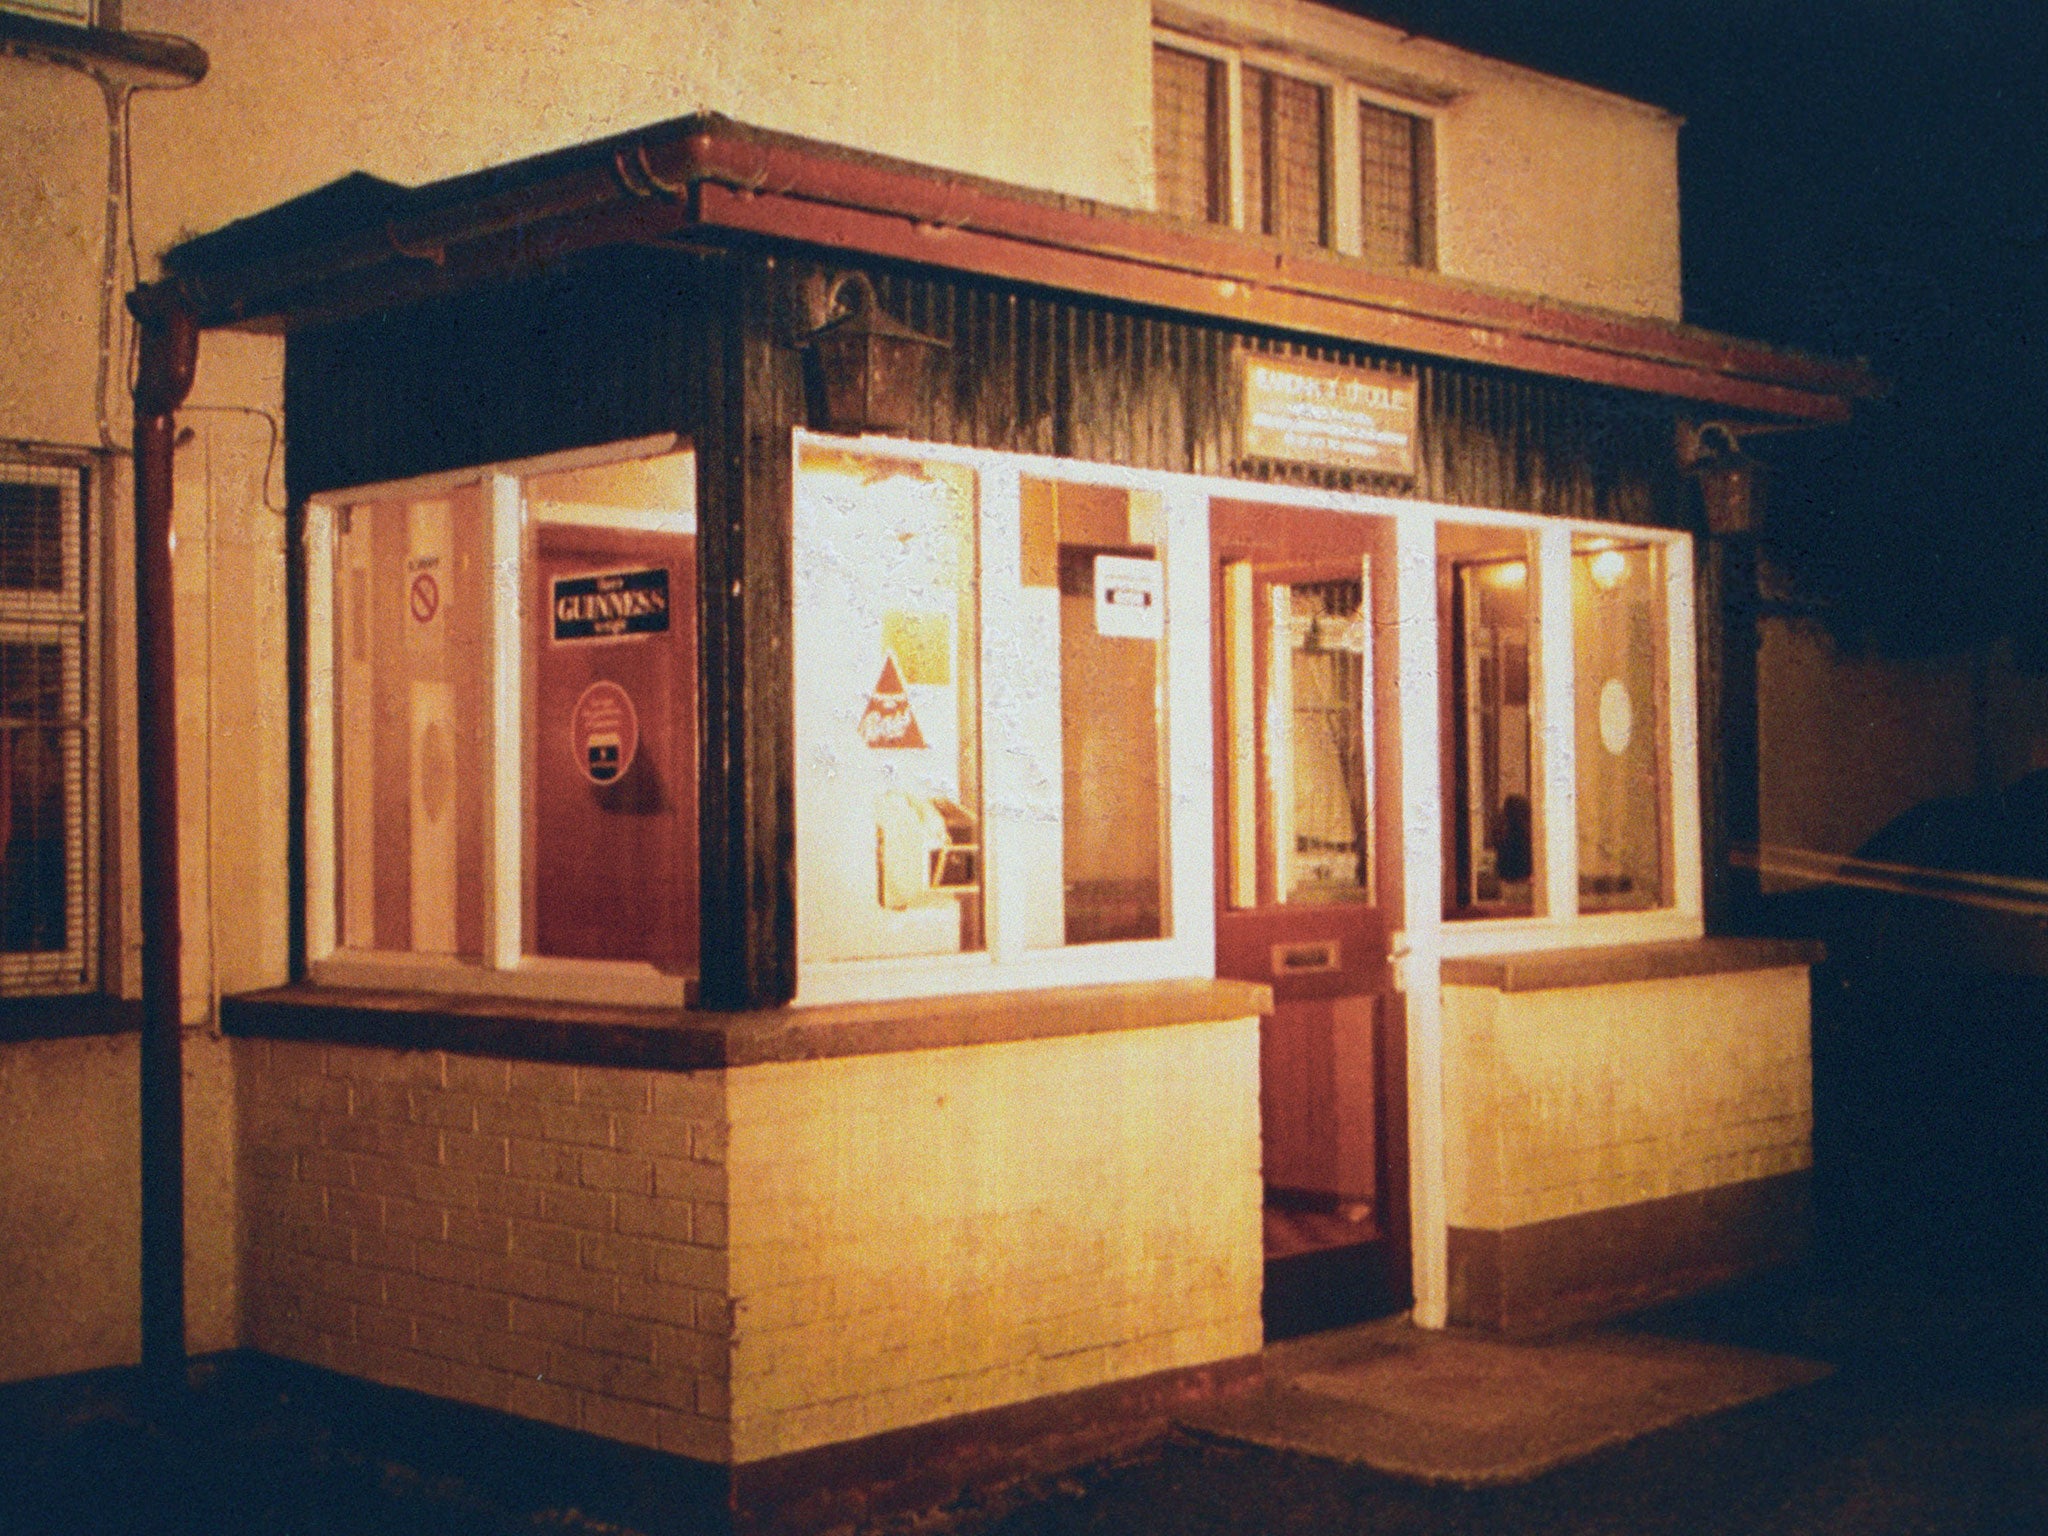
4, 2, 1888, 1529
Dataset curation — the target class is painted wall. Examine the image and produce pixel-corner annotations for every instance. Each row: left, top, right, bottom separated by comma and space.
724, 1020, 1263, 1462
0, 1035, 140, 1383
1442, 966, 1812, 1233
235, 1020, 1262, 1465
237, 1038, 736, 1462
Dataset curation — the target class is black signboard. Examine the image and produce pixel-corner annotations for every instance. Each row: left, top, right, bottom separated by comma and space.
551, 566, 670, 642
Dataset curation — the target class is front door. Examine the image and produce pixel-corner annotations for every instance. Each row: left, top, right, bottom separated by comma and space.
1212, 499, 1409, 1338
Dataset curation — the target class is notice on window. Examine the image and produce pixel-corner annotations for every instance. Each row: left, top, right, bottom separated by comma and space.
552, 566, 670, 642
1239, 355, 1417, 477
1095, 554, 1163, 640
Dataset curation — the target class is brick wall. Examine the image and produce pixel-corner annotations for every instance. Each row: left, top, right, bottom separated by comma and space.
723, 1020, 1264, 1463
1442, 966, 1813, 1231
236, 1038, 732, 1461
236, 1015, 1265, 1469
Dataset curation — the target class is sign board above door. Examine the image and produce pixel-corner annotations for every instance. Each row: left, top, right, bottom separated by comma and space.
1239, 355, 1418, 478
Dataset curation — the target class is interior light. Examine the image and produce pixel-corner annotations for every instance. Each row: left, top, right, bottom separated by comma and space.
1590, 548, 1627, 590
1482, 560, 1527, 589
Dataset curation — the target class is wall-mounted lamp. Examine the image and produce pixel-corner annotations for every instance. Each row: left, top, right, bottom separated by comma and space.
800, 271, 948, 436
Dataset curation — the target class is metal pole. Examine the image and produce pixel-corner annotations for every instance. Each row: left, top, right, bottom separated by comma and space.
129, 282, 197, 1396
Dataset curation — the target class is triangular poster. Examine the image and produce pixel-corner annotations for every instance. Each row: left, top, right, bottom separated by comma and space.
858, 654, 926, 749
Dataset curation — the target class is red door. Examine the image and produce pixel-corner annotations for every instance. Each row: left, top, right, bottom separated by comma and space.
1212, 500, 1409, 1338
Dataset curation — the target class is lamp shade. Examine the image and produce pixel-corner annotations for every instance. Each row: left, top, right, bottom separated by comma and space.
801, 272, 948, 435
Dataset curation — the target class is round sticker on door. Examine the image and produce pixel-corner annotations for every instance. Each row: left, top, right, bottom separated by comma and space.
1598, 677, 1634, 756
571, 680, 640, 785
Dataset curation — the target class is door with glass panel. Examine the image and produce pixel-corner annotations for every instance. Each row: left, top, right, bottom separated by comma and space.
1212, 500, 1408, 1337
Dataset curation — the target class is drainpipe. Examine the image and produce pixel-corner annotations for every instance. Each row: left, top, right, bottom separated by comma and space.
130, 282, 199, 1397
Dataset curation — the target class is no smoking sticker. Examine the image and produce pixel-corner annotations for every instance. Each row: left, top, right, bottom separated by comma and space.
571, 680, 640, 784
409, 570, 440, 623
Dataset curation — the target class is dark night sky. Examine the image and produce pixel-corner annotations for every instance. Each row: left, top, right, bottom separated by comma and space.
1342, 1, 2048, 658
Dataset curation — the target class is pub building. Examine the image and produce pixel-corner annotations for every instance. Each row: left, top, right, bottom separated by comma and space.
125, 98, 1871, 1530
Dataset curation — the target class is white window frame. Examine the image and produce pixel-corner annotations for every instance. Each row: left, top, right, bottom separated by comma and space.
1152, 25, 1441, 261
303, 433, 695, 1007
791, 433, 1699, 1007
0, 447, 98, 994
792, 432, 1217, 1006
1426, 506, 1702, 959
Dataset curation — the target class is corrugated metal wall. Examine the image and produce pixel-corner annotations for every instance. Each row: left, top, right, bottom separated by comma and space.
287, 245, 1683, 531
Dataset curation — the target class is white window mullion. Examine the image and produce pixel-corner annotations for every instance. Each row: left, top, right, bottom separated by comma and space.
1223, 57, 1248, 230
1392, 507, 1447, 1327
1330, 84, 1364, 254
1221, 558, 1257, 908
486, 472, 523, 970
303, 498, 337, 963
1161, 482, 1214, 961
977, 462, 1030, 965
1664, 534, 1703, 919
1534, 521, 1577, 920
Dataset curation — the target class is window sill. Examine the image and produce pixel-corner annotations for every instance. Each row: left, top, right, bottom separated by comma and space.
220, 976, 1274, 1070
1440, 936, 1823, 994
0, 994, 143, 1044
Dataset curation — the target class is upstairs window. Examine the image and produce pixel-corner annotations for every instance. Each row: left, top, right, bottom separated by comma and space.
1241, 65, 1329, 245
1153, 44, 1227, 223
1357, 99, 1434, 268
1152, 33, 1436, 268
0, 453, 95, 993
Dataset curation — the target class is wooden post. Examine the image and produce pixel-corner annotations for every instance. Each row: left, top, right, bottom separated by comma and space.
694, 252, 803, 1009
129, 281, 198, 1395
1695, 459, 1763, 933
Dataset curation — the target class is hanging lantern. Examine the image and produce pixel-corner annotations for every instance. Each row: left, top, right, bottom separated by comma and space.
800, 271, 948, 436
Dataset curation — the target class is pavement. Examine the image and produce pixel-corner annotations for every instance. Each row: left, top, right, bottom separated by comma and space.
1176, 1311, 1834, 1487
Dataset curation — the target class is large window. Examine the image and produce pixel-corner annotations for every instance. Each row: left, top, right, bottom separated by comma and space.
1440, 518, 1696, 938
307, 437, 697, 1004
1153, 34, 1435, 267
792, 436, 1210, 1003
0, 452, 95, 993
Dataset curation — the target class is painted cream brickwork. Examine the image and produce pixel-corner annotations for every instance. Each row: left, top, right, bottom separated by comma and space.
723, 1020, 1264, 1463
236, 1038, 734, 1462
236, 1018, 1263, 1466
1442, 967, 1813, 1231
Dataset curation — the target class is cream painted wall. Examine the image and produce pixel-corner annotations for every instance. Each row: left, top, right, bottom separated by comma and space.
1158, 0, 1684, 319
724, 1020, 1263, 1461
0, 1036, 140, 1383
1442, 967, 1812, 1232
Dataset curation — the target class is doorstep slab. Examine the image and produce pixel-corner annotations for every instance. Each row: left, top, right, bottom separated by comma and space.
1176, 1316, 1831, 1487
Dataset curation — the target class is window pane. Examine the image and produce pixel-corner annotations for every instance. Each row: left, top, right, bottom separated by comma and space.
1034, 479, 1168, 944
1444, 545, 1534, 918
523, 451, 698, 972
0, 482, 64, 592
794, 447, 983, 963
1358, 100, 1421, 266
333, 486, 492, 957
1276, 579, 1369, 904
1243, 66, 1328, 244
0, 640, 76, 953
1575, 540, 1666, 911
1153, 44, 1224, 223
